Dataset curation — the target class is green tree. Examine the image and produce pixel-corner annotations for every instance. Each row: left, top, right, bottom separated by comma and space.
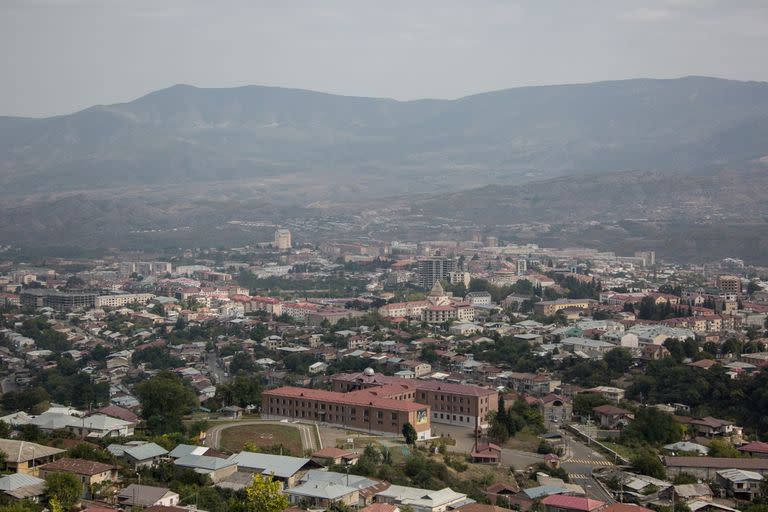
402, 422, 417, 445
573, 393, 608, 418
621, 407, 682, 446
45, 472, 83, 510
0, 501, 43, 512
631, 450, 666, 479
135, 371, 198, 434
604, 347, 633, 376
707, 438, 741, 458
244, 474, 288, 512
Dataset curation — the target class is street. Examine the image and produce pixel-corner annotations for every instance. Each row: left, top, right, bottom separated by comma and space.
206, 350, 229, 385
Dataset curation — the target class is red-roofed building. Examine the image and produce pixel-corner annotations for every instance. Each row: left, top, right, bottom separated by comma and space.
471, 442, 501, 463
332, 371, 498, 429
262, 386, 431, 439
542, 495, 606, 512
739, 441, 768, 458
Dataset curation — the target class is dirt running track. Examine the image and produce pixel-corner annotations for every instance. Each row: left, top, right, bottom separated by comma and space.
206, 420, 318, 453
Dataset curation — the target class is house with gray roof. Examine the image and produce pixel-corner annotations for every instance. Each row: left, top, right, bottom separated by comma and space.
375, 485, 471, 512
0, 473, 46, 501
226, 452, 316, 488
123, 442, 168, 467
173, 454, 238, 483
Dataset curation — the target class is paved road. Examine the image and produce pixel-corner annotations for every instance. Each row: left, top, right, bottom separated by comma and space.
206, 419, 318, 453
559, 430, 616, 504
206, 351, 228, 385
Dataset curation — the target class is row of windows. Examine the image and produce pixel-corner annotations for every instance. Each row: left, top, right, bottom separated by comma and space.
268, 408, 401, 428
268, 407, 398, 421
433, 412, 473, 423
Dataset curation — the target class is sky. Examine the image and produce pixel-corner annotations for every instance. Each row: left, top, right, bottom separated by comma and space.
2, 0, 768, 117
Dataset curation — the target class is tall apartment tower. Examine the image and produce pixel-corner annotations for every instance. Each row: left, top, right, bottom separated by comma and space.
516, 259, 527, 276
274, 229, 292, 250
418, 257, 457, 289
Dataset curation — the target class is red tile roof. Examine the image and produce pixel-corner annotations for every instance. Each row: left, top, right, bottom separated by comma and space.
739, 441, 768, 454
40, 458, 115, 476
542, 495, 605, 512
263, 386, 425, 411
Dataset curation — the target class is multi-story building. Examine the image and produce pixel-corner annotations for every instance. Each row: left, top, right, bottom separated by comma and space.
262, 385, 431, 439
417, 257, 457, 289
94, 293, 155, 308
332, 370, 498, 429
423, 303, 474, 324
533, 299, 597, 316
465, 292, 492, 306
717, 275, 742, 294
20, 289, 97, 311
448, 271, 471, 287
275, 229, 292, 250
377, 300, 430, 320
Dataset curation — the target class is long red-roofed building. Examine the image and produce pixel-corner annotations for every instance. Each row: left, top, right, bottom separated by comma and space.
261, 385, 431, 440
332, 370, 498, 429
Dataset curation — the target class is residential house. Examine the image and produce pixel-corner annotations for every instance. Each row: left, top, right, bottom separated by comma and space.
226, 452, 315, 488
286, 470, 390, 508
0, 473, 46, 502
122, 443, 168, 468
471, 442, 501, 464
592, 405, 634, 429
738, 441, 768, 458
541, 495, 606, 512
38, 458, 118, 498
375, 485, 469, 512
117, 485, 180, 508
173, 454, 238, 483
311, 448, 359, 467
663, 456, 768, 479
716, 469, 764, 501
0, 439, 65, 474
677, 417, 743, 439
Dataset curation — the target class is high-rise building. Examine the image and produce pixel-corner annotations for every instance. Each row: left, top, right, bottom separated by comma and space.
274, 229, 292, 250
516, 259, 527, 275
418, 257, 457, 289
717, 275, 742, 294
485, 236, 498, 248
634, 251, 656, 267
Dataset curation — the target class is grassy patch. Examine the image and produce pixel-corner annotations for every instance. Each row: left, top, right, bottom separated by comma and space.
504, 427, 541, 452
220, 424, 303, 455
601, 441, 640, 461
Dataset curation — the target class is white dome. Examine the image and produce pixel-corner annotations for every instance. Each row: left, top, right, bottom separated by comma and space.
363, 367, 375, 376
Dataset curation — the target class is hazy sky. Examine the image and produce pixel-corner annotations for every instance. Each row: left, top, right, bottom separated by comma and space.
2, 0, 768, 117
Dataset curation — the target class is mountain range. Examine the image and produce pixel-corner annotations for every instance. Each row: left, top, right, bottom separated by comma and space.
2, 76, 768, 259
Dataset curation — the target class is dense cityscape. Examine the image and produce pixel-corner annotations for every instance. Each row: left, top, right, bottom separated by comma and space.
1, 229, 767, 512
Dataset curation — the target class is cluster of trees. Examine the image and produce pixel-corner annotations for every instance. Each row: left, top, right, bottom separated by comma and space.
445, 277, 536, 304
554, 274, 602, 300
627, 358, 768, 438
237, 269, 370, 297
16, 317, 71, 352
132, 345, 184, 370
635, 297, 693, 321
489, 395, 545, 443
471, 336, 549, 373
560, 347, 634, 388
2, 357, 109, 412
212, 375, 262, 409
341, 444, 494, 504
620, 407, 683, 446
135, 371, 198, 434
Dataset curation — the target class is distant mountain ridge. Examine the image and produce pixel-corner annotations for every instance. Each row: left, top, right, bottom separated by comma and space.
2, 76, 768, 198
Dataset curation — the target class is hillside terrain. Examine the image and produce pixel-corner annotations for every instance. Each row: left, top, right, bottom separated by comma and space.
2, 77, 768, 261
2, 76, 768, 198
